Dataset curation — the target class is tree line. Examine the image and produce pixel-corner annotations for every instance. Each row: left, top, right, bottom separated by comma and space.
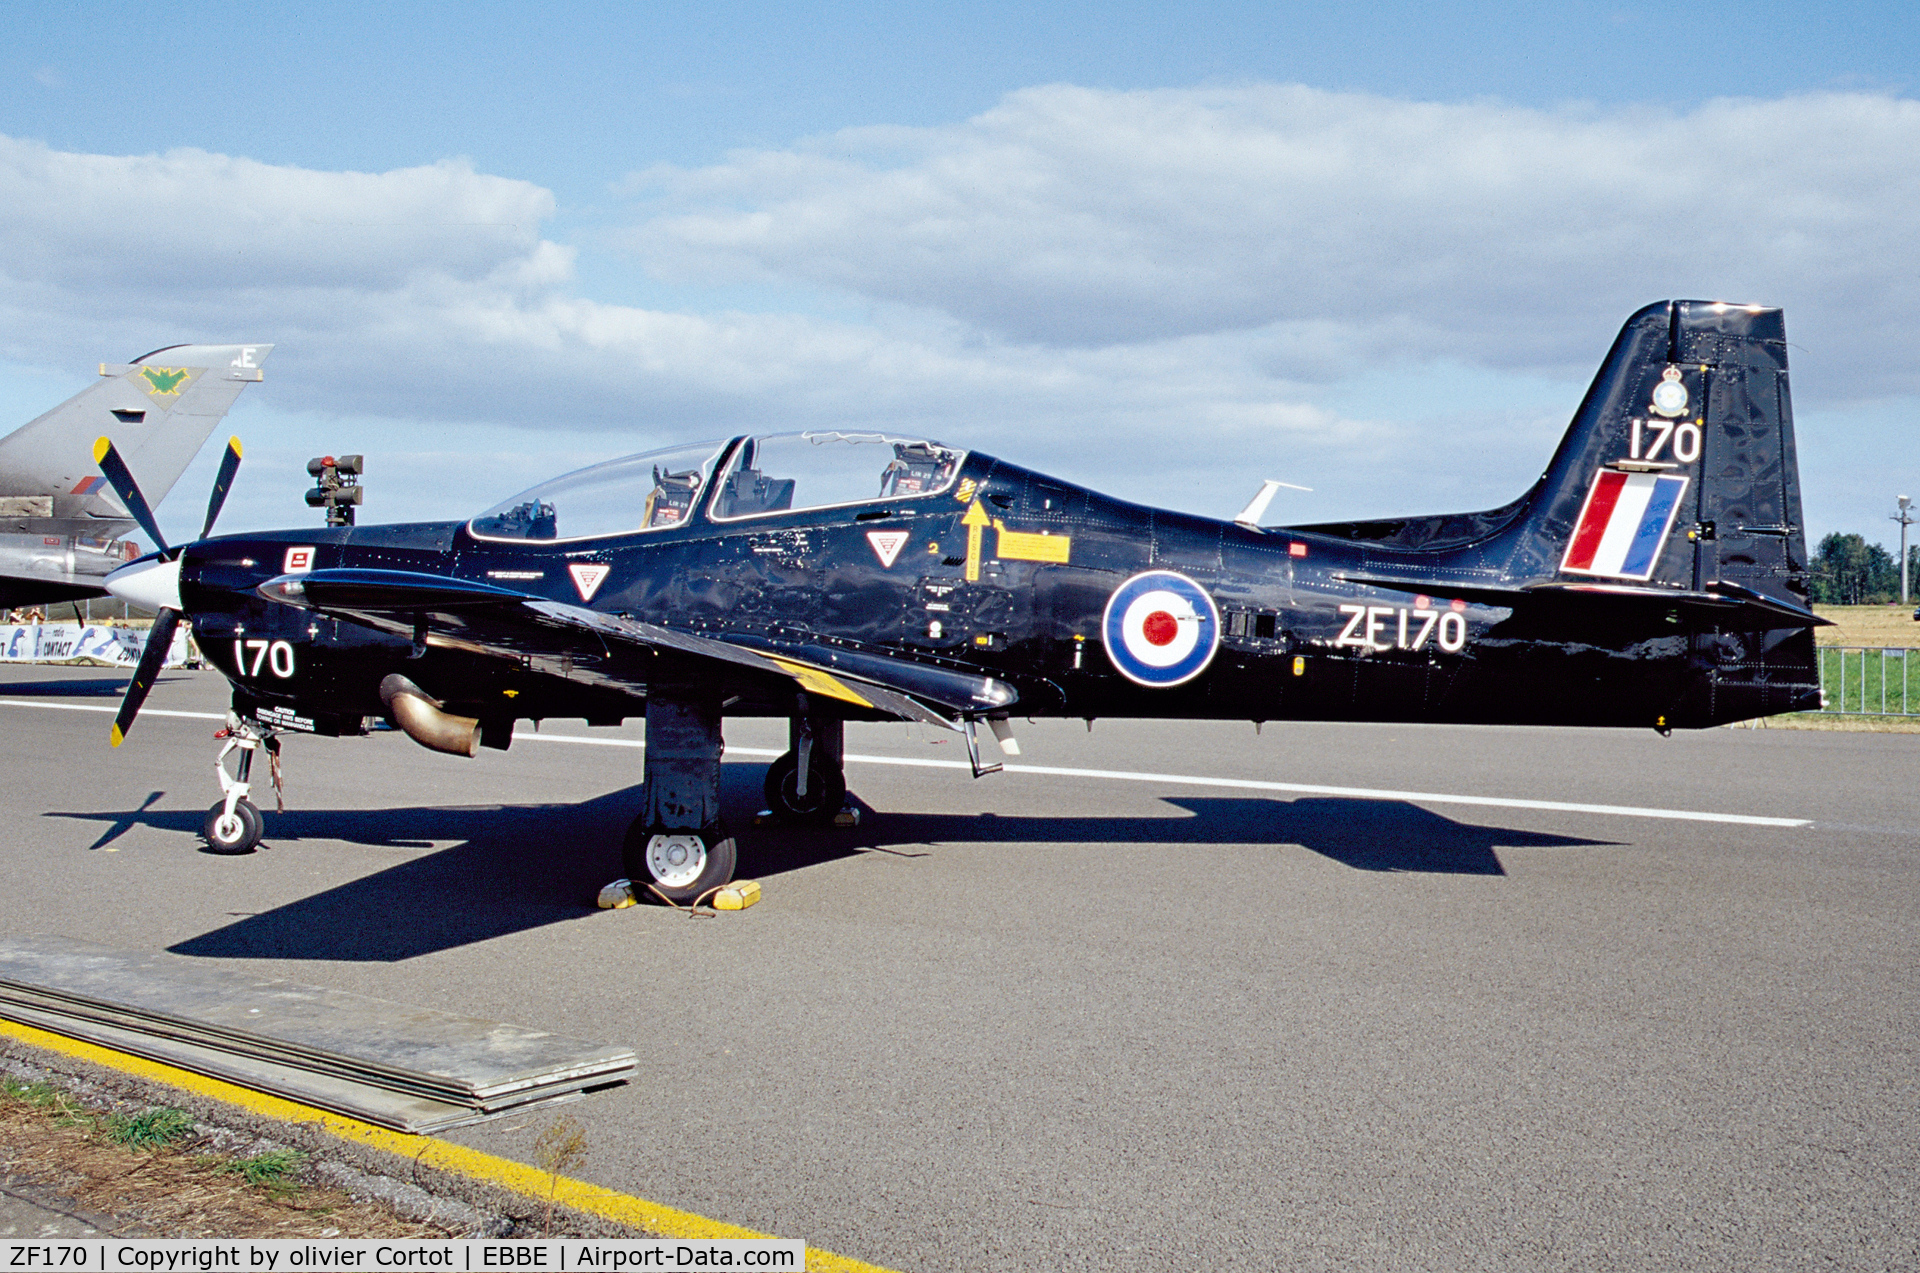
1812, 533, 1920, 605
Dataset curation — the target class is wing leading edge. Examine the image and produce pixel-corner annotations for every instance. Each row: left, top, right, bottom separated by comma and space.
261, 568, 1014, 728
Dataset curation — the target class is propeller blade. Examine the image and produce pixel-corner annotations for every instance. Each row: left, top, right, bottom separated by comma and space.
111, 607, 179, 748
199, 436, 243, 540
93, 437, 168, 553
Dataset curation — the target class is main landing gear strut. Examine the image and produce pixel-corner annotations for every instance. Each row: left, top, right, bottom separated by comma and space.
622, 694, 737, 904
615, 697, 860, 905
762, 713, 853, 825
204, 714, 279, 854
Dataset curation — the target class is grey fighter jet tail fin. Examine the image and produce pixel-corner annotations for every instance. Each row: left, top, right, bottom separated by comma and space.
0, 344, 273, 525
0, 344, 272, 607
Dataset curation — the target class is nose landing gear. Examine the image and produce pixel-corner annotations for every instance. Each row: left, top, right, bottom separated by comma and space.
204, 715, 278, 854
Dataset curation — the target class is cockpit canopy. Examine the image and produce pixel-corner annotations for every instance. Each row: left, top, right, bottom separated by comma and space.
709, 432, 963, 520
468, 440, 729, 542
466, 432, 966, 542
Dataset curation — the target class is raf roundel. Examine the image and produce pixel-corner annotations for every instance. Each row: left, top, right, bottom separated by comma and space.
1101, 570, 1221, 688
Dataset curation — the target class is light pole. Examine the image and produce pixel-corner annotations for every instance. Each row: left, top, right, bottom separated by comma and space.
1897, 495, 1915, 607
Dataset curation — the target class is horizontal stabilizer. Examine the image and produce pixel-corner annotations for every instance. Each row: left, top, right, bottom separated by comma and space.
1335, 573, 1829, 631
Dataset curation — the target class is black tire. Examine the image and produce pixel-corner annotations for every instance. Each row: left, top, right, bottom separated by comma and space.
763, 749, 848, 824
202, 798, 263, 855
622, 820, 736, 905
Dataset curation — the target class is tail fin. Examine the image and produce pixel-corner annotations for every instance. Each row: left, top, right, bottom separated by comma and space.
1306, 301, 1815, 616
1522, 300, 1809, 608
0, 343, 273, 522
1320, 301, 1822, 724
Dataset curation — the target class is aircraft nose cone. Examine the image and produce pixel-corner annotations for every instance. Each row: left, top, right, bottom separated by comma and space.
104, 555, 182, 614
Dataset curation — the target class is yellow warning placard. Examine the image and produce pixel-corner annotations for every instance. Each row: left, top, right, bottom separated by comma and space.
993, 520, 1072, 564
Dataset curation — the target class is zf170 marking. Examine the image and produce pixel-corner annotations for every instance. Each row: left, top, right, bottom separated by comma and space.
10, 1248, 93, 1267
1336, 603, 1467, 652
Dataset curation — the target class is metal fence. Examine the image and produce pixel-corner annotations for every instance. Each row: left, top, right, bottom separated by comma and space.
1818, 646, 1920, 716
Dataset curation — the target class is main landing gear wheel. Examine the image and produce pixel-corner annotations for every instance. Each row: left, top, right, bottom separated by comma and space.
202, 798, 263, 855
763, 749, 848, 824
623, 820, 736, 905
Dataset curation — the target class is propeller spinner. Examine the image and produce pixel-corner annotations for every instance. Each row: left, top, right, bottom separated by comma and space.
97, 435, 243, 746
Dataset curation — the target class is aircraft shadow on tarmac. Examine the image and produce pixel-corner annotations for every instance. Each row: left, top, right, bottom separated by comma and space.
862, 796, 1616, 877
52, 766, 1616, 962
0, 675, 167, 699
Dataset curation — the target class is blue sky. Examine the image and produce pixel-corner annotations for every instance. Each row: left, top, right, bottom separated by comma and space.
2, 1, 1917, 548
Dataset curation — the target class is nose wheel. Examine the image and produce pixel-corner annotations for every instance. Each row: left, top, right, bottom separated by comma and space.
202, 713, 277, 855
203, 798, 263, 854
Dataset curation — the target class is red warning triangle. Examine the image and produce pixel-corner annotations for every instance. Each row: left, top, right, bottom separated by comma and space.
568, 562, 611, 601
866, 530, 910, 568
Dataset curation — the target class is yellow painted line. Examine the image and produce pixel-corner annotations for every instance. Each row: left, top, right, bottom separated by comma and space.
0, 1017, 898, 1272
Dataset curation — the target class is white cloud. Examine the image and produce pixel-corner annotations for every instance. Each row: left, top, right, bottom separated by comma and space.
0, 131, 1383, 516
625, 85, 1920, 392
0, 137, 552, 294
1, 85, 1916, 537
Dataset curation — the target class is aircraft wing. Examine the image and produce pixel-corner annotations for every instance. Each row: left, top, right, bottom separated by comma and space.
269, 568, 1015, 727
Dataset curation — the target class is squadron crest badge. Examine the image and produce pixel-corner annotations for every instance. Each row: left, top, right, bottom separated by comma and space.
138, 367, 194, 397
1649, 365, 1689, 418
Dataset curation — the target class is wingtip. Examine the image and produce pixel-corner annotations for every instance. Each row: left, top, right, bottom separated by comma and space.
93, 436, 112, 464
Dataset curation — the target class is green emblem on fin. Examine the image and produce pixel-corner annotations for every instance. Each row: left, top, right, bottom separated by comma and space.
140, 367, 190, 395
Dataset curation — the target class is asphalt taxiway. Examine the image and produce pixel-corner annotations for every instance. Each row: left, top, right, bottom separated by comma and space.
0, 664, 1914, 1270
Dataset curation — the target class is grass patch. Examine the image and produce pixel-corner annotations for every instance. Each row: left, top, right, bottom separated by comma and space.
0, 1074, 458, 1237
104, 1106, 197, 1149
221, 1148, 307, 1189
4, 1076, 96, 1127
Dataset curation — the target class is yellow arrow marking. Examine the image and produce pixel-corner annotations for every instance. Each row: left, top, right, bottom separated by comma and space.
962, 499, 990, 581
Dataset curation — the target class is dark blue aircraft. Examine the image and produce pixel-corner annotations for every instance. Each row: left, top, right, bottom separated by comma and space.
98, 301, 1824, 902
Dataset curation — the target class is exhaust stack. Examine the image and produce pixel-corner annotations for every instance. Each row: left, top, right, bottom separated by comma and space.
379, 674, 478, 758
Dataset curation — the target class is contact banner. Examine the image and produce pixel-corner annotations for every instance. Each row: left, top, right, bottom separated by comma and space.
0, 624, 190, 667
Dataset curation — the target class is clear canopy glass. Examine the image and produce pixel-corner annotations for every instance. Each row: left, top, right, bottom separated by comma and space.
467, 440, 729, 542
709, 432, 964, 521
